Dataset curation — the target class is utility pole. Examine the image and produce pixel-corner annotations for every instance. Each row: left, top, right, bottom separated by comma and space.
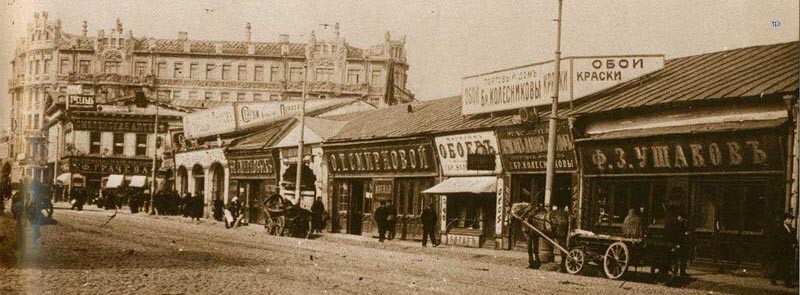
543, 0, 564, 208
294, 63, 308, 206
149, 47, 158, 215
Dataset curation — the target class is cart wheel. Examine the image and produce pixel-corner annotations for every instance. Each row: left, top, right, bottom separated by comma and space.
565, 248, 586, 275
603, 242, 629, 280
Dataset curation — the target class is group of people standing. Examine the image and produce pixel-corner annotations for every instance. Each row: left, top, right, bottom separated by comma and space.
374, 200, 439, 247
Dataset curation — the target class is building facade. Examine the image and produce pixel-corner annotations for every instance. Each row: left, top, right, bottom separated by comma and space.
7, 11, 414, 184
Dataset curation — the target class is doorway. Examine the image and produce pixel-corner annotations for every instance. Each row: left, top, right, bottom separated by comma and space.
347, 181, 365, 235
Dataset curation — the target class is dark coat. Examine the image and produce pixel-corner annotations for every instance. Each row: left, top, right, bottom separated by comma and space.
385, 204, 398, 223
665, 219, 688, 246
769, 224, 797, 259
421, 207, 437, 230
374, 206, 388, 227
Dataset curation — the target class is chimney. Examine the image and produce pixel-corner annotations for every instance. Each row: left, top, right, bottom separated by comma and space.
334, 22, 340, 41
82, 21, 88, 38
245, 22, 252, 42
177, 31, 188, 41
280, 34, 290, 56
279, 34, 289, 43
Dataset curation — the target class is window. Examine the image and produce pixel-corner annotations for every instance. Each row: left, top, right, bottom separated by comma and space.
270, 94, 280, 101
221, 64, 231, 80
189, 91, 198, 100
237, 93, 246, 101
253, 93, 262, 101
189, 63, 198, 79
33, 114, 39, 130
173, 62, 183, 79
270, 66, 281, 82
594, 180, 666, 226
35, 60, 40, 74
315, 68, 333, 82
205, 91, 214, 100
135, 134, 147, 156
43, 59, 51, 74
104, 61, 121, 74
237, 65, 247, 81
112, 133, 124, 155
89, 132, 101, 154
694, 181, 766, 233
28, 61, 33, 75
347, 69, 361, 84
370, 69, 382, 86
157, 91, 170, 100
337, 183, 349, 212
205, 63, 215, 80
135, 62, 147, 77
79, 60, 90, 74
157, 62, 167, 78
172, 90, 181, 100
220, 92, 230, 101
289, 67, 303, 81
254, 65, 264, 81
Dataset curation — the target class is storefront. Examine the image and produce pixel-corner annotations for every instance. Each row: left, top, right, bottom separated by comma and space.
423, 131, 504, 248
325, 137, 438, 240
174, 147, 228, 218
578, 117, 788, 268
496, 121, 578, 250
58, 155, 158, 199
227, 150, 279, 225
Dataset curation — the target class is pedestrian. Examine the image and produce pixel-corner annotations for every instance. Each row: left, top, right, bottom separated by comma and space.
70, 183, 86, 211
225, 196, 243, 228
181, 193, 191, 218
769, 213, 797, 288
311, 197, 326, 233
665, 214, 689, 278
386, 199, 398, 240
192, 191, 204, 221
421, 203, 439, 247
374, 200, 388, 242
52, 181, 64, 203
212, 197, 224, 221
0, 176, 8, 216
622, 208, 643, 239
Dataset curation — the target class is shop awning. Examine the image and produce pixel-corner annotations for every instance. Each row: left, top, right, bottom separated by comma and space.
106, 174, 124, 189
422, 176, 496, 194
56, 173, 71, 184
129, 176, 148, 188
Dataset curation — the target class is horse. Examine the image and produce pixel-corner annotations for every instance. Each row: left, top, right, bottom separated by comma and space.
510, 202, 569, 270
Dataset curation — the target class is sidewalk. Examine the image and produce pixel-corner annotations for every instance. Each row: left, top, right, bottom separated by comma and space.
88, 205, 796, 295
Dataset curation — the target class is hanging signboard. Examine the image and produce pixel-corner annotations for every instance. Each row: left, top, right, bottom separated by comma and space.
372, 178, 393, 201
580, 130, 784, 175
326, 139, 437, 176
62, 156, 157, 175
73, 119, 168, 133
182, 105, 237, 139
228, 154, 277, 179
496, 122, 577, 173
461, 55, 664, 115
434, 131, 502, 176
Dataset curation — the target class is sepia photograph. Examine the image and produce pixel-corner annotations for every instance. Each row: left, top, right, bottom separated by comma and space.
0, 1, 798, 294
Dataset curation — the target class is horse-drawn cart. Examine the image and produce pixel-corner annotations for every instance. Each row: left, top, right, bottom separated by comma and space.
512, 207, 675, 280
263, 194, 313, 239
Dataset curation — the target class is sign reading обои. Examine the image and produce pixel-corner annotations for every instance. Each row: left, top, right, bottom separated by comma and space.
326, 141, 437, 175
434, 131, 502, 176
461, 55, 664, 115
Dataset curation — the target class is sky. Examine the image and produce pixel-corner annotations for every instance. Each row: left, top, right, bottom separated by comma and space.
1, 0, 798, 132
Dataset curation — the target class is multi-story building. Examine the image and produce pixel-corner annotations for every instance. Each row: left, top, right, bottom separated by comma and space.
6, 11, 414, 184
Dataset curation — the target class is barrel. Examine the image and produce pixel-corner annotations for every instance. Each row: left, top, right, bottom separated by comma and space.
538, 238, 554, 263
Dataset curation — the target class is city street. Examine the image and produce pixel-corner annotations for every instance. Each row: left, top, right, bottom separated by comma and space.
0, 203, 791, 295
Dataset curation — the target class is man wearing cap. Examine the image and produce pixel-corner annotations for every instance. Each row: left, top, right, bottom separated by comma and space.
769, 213, 797, 288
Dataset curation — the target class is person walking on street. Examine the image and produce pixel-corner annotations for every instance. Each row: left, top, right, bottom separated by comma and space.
769, 213, 797, 288
311, 197, 326, 233
386, 199, 398, 240
421, 203, 439, 247
192, 191, 204, 221
52, 181, 64, 203
665, 214, 689, 278
212, 197, 224, 221
375, 200, 388, 242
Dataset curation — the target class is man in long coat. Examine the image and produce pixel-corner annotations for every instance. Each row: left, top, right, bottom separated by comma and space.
374, 200, 388, 242
769, 213, 797, 288
421, 203, 439, 247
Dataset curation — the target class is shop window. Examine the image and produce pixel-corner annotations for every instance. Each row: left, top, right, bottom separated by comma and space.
695, 181, 766, 233
112, 132, 124, 155
595, 180, 666, 227
135, 134, 147, 156
89, 131, 101, 154
337, 183, 349, 213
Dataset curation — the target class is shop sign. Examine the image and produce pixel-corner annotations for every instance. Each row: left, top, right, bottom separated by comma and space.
73, 119, 168, 133
445, 233, 481, 248
182, 105, 237, 138
280, 146, 313, 159
175, 148, 226, 169
581, 131, 784, 175
461, 55, 664, 115
326, 140, 437, 176
67, 94, 96, 110
496, 122, 576, 172
434, 131, 502, 176
64, 156, 156, 175
237, 99, 349, 130
373, 179, 393, 201
229, 156, 276, 178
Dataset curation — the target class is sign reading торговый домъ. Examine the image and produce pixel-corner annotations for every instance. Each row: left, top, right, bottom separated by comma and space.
461, 55, 664, 115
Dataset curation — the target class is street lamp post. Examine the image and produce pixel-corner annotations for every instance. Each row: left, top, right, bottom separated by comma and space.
294, 64, 308, 206
149, 95, 159, 215
543, 0, 564, 208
